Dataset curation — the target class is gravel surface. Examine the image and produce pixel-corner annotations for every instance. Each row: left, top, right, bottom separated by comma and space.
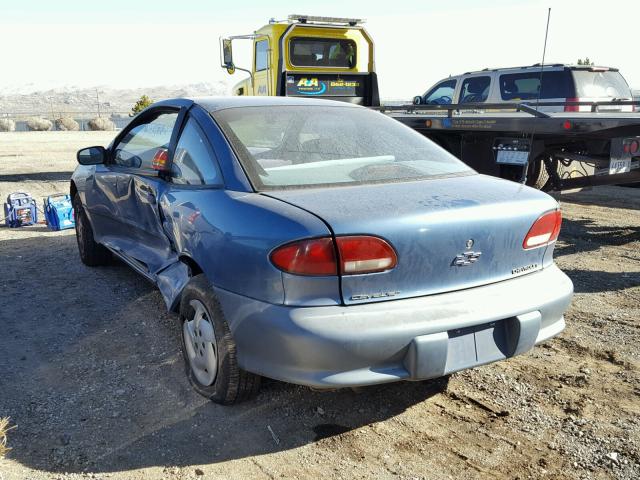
0, 132, 638, 480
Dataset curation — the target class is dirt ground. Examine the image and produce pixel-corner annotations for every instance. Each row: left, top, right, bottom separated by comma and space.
0, 132, 638, 480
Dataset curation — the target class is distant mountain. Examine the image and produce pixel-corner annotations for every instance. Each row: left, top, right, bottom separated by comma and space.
0, 82, 230, 116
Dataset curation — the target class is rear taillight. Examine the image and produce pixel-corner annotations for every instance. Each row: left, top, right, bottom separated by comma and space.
270, 237, 337, 276
270, 235, 397, 276
336, 236, 397, 274
523, 210, 562, 249
564, 97, 581, 112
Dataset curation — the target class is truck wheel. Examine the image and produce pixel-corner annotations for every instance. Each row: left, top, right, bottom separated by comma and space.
527, 157, 554, 190
179, 274, 261, 405
73, 194, 111, 266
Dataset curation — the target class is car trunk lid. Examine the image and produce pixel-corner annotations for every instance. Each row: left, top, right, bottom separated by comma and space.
265, 174, 559, 305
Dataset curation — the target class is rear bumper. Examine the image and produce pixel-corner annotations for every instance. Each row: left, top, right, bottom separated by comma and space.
216, 264, 573, 388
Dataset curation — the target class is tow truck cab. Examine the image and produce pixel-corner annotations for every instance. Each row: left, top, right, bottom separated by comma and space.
220, 15, 380, 106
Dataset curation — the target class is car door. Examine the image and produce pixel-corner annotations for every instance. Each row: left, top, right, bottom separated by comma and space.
89, 108, 182, 274
253, 38, 270, 95
82, 162, 122, 240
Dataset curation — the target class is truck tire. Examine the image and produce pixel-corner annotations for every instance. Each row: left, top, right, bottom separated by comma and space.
527, 157, 554, 191
73, 194, 111, 266
179, 274, 261, 405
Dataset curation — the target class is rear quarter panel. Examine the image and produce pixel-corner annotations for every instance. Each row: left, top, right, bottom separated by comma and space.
159, 189, 336, 305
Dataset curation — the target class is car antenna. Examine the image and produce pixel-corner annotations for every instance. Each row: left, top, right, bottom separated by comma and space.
526, 7, 552, 184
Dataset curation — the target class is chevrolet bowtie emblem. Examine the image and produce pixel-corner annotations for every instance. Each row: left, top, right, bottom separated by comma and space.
452, 250, 482, 266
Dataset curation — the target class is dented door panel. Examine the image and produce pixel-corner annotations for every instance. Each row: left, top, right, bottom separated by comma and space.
117, 174, 175, 273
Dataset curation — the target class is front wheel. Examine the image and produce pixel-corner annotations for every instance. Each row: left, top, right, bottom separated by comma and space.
179, 274, 261, 404
73, 194, 110, 266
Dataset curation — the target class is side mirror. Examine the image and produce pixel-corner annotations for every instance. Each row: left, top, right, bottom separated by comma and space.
222, 39, 235, 74
413, 96, 423, 105
77, 146, 106, 165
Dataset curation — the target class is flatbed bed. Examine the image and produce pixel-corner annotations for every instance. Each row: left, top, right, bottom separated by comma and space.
380, 101, 640, 190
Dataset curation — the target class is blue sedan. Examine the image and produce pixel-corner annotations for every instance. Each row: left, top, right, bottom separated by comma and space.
71, 97, 573, 404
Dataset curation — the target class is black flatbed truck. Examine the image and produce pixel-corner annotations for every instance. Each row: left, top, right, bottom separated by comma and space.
381, 101, 640, 191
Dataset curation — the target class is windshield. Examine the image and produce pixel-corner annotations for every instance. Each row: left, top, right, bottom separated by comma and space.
212, 106, 473, 190
573, 71, 632, 99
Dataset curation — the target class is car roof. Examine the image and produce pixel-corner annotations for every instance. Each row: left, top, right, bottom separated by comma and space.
460, 64, 619, 76
156, 96, 363, 113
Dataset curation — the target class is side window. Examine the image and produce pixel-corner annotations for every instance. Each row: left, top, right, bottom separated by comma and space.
424, 80, 456, 105
113, 112, 178, 170
459, 76, 491, 103
171, 118, 221, 186
500, 71, 576, 101
255, 40, 268, 72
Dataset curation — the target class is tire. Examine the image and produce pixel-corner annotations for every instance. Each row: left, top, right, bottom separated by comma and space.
73, 194, 111, 266
527, 157, 555, 191
179, 274, 261, 405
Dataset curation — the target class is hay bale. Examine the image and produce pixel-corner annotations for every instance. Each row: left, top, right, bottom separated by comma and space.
0, 119, 15, 132
0, 417, 12, 458
26, 117, 53, 131
55, 116, 80, 131
88, 117, 115, 131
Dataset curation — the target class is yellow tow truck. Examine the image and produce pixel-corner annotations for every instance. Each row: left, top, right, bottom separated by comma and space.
220, 14, 379, 106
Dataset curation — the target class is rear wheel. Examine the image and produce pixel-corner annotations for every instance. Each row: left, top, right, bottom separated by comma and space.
527, 156, 556, 191
179, 274, 261, 404
73, 194, 110, 266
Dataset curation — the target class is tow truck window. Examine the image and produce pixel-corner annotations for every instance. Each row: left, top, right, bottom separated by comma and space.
255, 40, 268, 72
289, 38, 356, 68
460, 76, 491, 103
499, 71, 575, 100
424, 80, 456, 105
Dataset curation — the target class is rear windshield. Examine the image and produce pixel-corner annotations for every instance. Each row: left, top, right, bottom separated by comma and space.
572, 70, 632, 99
213, 106, 472, 190
499, 71, 575, 100
289, 37, 356, 68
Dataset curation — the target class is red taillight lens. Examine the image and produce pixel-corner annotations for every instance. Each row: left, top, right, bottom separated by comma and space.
630, 140, 639, 154
336, 236, 397, 274
564, 97, 580, 112
270, 237, 337, 276
270, 235, 398, 276
523, 210, 562, 249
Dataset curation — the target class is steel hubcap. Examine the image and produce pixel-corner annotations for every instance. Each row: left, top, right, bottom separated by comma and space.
183, 299, 217, 386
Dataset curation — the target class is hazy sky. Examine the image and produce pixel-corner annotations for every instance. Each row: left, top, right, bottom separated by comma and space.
1, 0, 638, 98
